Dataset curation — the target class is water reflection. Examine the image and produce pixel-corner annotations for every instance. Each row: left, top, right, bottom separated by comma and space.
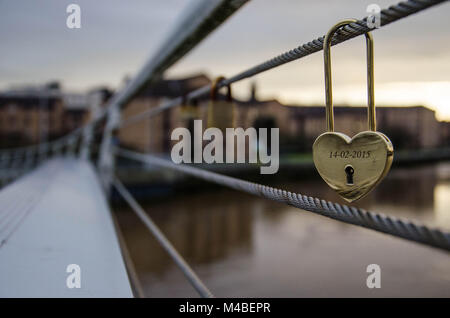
117, 192, 255, 275
435, 182, 450, 227
115, 162, 450, 297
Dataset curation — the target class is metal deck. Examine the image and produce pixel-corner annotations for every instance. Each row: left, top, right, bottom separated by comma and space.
0, 158, 133, 297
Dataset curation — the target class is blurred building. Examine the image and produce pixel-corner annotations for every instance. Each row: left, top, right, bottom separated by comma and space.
1, 76, 447, 152
120, 74, 211, 153
119, 74, 449, 153
286, 105, 444, 151
440, 121, 450, 147
0, 83, 112, 148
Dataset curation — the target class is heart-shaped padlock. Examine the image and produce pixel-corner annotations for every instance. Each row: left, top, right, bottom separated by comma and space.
313, 131, 393, 202
312, 19, 394, 202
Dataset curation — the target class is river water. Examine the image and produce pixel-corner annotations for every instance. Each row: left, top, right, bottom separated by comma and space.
115, 162, 450, 297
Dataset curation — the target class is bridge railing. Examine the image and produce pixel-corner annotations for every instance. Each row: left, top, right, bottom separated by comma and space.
0, 0, 448, 298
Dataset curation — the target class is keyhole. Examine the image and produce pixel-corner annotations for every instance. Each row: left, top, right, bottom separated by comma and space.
345, 165, 354, 185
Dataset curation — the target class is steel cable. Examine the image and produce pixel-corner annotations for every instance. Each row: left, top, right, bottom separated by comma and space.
112, 176, 214, 298
120, 0, 447, 127
116, 148, 450, 253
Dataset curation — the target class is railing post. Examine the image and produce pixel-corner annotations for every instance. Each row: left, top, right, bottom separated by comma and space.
80, 124, 93, 160
0, 152, 7, 187
24, 148, 34, 171
98, 104, 120, 195
10, 150, 20, 173
66, 135, 78, 157
81, 92, 103, 161
38, 142, 48, 164
52, 140, 62, 157
0, 151, 10, 170
2, 152, 12, 184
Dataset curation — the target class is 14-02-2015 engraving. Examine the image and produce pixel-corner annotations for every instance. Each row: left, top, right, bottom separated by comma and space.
329, 150, 371, 159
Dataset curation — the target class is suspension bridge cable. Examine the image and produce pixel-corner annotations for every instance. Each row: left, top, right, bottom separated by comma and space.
115, 148, 450, 253
112, 176, 215, 298
97, 0, 250, 180
120, 0, 447, 128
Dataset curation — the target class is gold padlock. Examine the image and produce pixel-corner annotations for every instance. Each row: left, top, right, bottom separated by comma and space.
207, 76, 236, 130
312, 19, 394, 202
180, 95, 200, 120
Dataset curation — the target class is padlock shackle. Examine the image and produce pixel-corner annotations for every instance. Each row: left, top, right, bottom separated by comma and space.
324, 19, 375, 132
210, 76, 232, 102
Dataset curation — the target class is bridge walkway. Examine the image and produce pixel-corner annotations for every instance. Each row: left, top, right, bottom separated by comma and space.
0, 158, 133, 297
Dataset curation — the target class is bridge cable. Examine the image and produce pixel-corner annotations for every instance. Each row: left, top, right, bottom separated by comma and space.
120, 0, 446, 127
112, 176, 215, 298
116, 148, 450, 253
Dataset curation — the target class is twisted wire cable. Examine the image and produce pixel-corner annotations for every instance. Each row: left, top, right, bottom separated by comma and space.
112, 176, 214, 298
116, 148, 450, 253
120, 0, 447, 127
224, 0, 445, 84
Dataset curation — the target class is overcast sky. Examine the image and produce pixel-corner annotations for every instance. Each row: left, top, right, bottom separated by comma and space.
1, 0, 449, 120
